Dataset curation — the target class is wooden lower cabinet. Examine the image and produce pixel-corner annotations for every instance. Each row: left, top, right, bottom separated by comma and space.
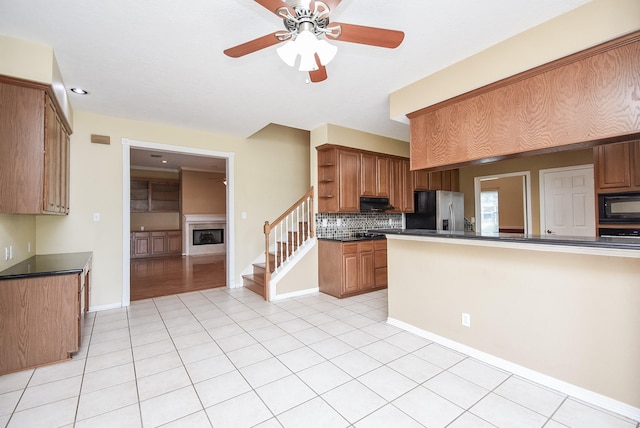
131, 230, 182, 258
319, 239, 387, 298
0, 257, 90, 375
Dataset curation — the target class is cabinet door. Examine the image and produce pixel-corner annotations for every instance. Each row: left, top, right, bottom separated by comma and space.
134, 233, 150, 257
167, 231, 182, 254
596, 143, 631, 189
632, 141, 640, 188
376, 157, 390, 197
151, 232, 167, 255
60, 128, 70, 213
361, 153, 376, 196
388, 159, 402, 212
414, 170, 430, 190
402, 160, 414, 212
429, 171, 443, 190
359, 251, 375, 290
342, 252, 360, 295
338, 150, 360, 212
44, 99, 61, 213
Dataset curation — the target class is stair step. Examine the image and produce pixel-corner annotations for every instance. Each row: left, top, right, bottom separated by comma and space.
243, 273, 264, 286
253, 262, 273, 274
242, 275, 264, 297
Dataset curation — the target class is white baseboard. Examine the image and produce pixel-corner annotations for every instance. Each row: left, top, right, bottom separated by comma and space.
88, 302, 124, 312
271, 287, 319, 302
387, 317, 640, 422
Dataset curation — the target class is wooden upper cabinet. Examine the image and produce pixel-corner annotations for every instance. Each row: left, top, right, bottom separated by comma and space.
402, 160, 415, 212
376, 156, 390, 197
413, 170, 430, 190
388, 158, 402, 212
595, 142, 632, 191
361, 153, 377, 197
632, 141, 640, 188
317, 146, 361, 213
0, 80, 71, 215
130, 179, 180, 213
337, 150, 360, 212
361, 154, 390, 197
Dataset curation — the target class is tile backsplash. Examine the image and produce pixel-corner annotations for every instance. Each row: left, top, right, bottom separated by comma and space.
315, 212, 403, 239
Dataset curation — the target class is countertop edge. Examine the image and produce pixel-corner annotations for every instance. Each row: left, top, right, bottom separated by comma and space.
382, 231, 640, 258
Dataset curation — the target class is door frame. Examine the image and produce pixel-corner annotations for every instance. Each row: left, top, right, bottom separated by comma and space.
539, 164, 594, 236
474, 171, 532, 234
121, 138, 235, 307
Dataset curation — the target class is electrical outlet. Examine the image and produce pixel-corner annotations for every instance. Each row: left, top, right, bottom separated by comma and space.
461, 312, 471, 327
336, 218, 342, 227
388, 218, 393, 226
93, 212, 101, 222
4, 247, 8, 261
322, 218, 328, 227
9, 245, 13, 260
28, 242, 31, 253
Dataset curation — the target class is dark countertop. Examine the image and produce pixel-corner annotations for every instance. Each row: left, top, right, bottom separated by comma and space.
318, 232, 387, 242
375, 229, 640, 251
0, 252, 93, 280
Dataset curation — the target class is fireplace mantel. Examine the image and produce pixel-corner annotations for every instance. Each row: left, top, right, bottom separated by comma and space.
183, 214, 226, 256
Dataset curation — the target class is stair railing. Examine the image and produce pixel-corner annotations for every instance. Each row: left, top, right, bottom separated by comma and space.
263, 187, 315, 299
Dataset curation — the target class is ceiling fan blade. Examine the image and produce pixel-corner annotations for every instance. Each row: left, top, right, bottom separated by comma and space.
223, 31, 286, 58
329, 22, 404, 48
309, 54, 328, 82
254, 0, 294, 16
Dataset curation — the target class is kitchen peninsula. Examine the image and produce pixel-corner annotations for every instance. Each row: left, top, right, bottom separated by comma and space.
381, 229, 640, 414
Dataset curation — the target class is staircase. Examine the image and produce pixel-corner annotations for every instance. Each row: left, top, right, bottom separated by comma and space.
243, 188, 314, 300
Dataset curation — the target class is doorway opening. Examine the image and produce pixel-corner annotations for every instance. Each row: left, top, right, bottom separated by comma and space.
122, 139, 235, 306
474, 171, 532, 235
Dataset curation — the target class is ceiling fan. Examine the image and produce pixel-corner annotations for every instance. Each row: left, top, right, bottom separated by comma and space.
223, 0, 404, 83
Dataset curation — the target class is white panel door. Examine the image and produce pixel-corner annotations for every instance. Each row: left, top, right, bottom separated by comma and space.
540, 166, 595, 237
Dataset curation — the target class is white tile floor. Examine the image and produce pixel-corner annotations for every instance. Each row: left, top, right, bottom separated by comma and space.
1, 287, 638, 428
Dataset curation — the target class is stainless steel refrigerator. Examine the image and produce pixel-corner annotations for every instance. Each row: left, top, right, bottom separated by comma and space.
405, 190, 465, 231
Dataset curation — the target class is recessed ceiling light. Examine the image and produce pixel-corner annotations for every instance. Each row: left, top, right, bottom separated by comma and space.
70, 88, 89, 95
161, 160, 168, 164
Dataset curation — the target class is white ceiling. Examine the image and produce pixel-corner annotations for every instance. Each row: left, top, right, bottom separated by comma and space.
0, 0, 589, 146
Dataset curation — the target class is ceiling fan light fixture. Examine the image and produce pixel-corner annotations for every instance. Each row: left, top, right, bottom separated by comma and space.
276, 29, 337, 72
276, 40, 298, 67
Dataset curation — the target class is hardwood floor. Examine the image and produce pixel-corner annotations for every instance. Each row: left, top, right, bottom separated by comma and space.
130, 254, 226, 301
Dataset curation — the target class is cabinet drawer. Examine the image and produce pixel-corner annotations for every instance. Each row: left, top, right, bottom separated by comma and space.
358, 241, 374, 252
374, 240, 387, 251
342, 243, 359, 254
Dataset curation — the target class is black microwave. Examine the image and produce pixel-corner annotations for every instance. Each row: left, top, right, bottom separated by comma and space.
598, 192, 640, 224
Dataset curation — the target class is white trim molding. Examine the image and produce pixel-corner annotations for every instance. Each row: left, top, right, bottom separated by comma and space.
387, 317, 640, 422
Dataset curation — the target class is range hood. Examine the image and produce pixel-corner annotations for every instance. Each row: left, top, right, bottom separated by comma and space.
360, 197, 394, 213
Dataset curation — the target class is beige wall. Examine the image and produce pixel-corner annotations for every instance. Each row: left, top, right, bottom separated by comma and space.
481, 176, 525, 230
274, 244, 318, 297
0, 214, 36, 271
387, 236, 640, 408
181, 171, 226, 215
459, 149, 593, 234
390, 0, 640, 119
0, 35, 73, 126
33, 113, 310, 308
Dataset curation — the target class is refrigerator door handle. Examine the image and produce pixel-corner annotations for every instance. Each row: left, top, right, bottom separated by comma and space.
449, 202, 454, 231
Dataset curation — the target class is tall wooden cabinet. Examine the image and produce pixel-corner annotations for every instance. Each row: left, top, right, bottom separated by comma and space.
318, 147, 360, 213
0, 79, 71, 214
